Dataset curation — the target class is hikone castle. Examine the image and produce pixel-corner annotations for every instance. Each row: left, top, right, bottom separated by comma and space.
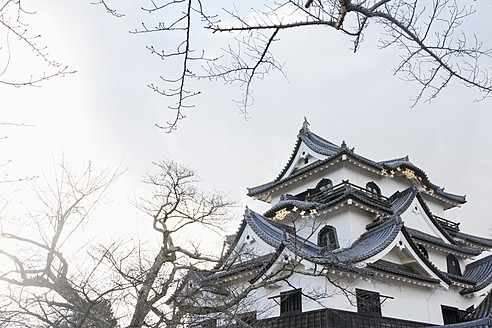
170, 120, 492, 328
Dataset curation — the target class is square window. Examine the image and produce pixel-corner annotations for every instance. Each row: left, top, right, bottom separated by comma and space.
280, 289, 302, 315
356, 289, 381, 316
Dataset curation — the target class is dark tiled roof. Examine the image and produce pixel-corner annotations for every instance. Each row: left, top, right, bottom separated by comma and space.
214, 217, 248, 270
244, 209, 455, 287
201, 284, 230, 296
468, 291, 492, 321
244, 208, 286, 249
461, 255, 492, 295
367, 262, 441, 284
202, 253, 275, 283
407, 228, 481, 256
166, 270, 209, 304
263, 182, 394, 218
265, 183, 419, 223
390, 186, 419, 215
247, 122, 385, 197
247, 151, 345, 197
448, 230, 492, 249
382, 160, 466, 205
365, 187, 418, 230
302, 129, 341, 157
273, 124, 341, 183
444, 272, 478, 285
416, 193, 457, 245
246, 208, 402, 265
336, 216, 403, 263
264, 198, 322, 217
379, 156, 410, 166
247, 122, 465, 206
195, 205, 472, 292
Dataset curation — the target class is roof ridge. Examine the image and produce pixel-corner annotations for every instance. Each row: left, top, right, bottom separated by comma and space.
378, 155, 410, 165
272, 120, 340, 183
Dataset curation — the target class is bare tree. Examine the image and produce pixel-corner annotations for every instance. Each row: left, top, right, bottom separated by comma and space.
0, 0, 74, 87
0, 158, 383, 328
0, 158, 122, 327
0, 159, 237, 327
121, 0, 492, 131
99, 160, 235, 327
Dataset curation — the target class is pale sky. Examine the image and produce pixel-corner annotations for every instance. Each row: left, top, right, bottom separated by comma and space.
1, 0, 491, 251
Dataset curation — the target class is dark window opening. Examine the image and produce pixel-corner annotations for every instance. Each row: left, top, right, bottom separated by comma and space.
447, 254, 462, 276
366, 182, 381, 197
417, 244, 429, 259
316, 178, 333, 193
318, 226, 339, 250
356, 289, 381, 316
280, 289, 302, 315
442, 305, 468, 324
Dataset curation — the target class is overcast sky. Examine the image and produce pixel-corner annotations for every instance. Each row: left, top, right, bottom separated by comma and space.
1, 1, 491, 247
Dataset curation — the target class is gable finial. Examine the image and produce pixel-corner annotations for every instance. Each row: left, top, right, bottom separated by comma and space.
303, 116, 310, 133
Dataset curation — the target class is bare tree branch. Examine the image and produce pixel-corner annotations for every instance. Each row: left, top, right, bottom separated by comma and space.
0, 158, 123, 327
0, 1, 75, 86
126, 0, 491, 130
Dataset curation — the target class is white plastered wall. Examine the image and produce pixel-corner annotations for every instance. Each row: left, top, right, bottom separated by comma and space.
227, 266, 483, 325
273, 275, 480, 323
291, 206, 376, 249
401, 198, 448, 240
224, 224, 277, 267
281, 142, 328, 179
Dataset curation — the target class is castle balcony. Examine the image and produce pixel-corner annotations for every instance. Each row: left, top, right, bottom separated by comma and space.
210, 307, 433, 328
433, 215, 460, 232
287, 180, 392, 210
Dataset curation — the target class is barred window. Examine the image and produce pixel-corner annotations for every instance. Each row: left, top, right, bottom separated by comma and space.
280, 289, 302, 315
447, 254, 462, 276
366, 182, 381, 196
318, 226, 339, 250
316, 178, 333, 192
356, 289, 381, 316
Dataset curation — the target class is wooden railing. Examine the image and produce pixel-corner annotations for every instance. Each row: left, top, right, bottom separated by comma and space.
434, 215, 460, 231
292, 181, 391, 207
217, 308, 433, 328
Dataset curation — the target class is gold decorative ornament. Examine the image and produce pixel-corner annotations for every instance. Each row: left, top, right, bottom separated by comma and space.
274, 208, 290, 220
401, 168, 417, 180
